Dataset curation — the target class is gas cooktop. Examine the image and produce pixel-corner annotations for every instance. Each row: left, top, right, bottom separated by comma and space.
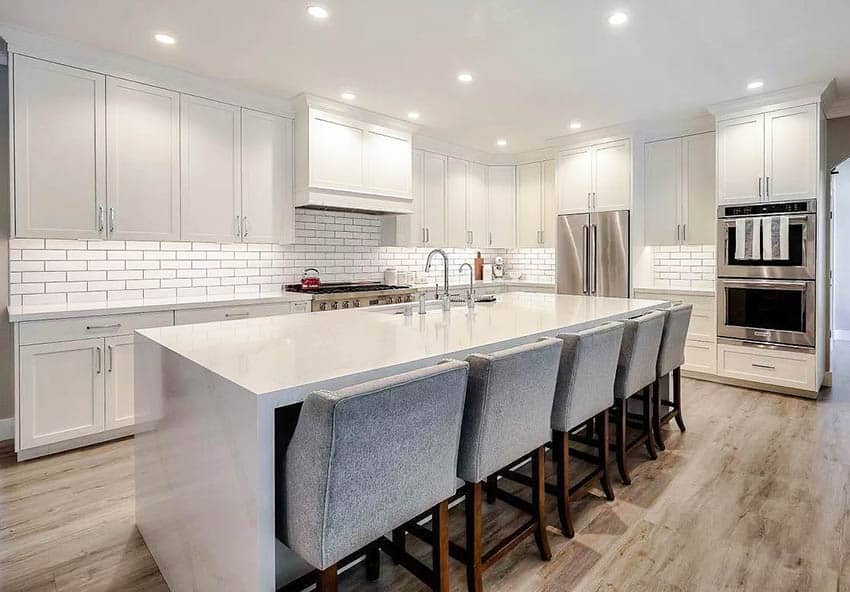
284, 282, 410, 294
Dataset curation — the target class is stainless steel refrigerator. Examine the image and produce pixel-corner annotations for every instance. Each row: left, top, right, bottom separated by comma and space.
556, 211, 629, 297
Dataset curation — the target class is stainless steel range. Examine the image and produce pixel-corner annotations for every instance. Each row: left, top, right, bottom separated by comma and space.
285, 282, 417, 312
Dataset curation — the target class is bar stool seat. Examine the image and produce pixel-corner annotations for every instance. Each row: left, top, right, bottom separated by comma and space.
652, 304, 693, 450
283, 360, 469, 592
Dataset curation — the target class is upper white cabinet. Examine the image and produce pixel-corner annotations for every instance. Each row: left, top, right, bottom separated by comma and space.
517, 160, 556, 247
643, 132, 716, 246
13, 55, 106, 239
446, 157, 468, 246
558, 139, 631, 214
717, 103, 819, 205
180, 95, 242, 242
241, 109, 294, 244
488, 166, 516, 248
106, 77, 180, 241
467, 163, 489, 247
295, 106, 413, 213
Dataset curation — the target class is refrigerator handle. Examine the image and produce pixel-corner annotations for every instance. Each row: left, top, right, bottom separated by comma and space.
582, 224, 589, 294
591, 224, 598, 294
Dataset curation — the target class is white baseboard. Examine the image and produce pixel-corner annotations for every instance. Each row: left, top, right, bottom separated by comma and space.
0, 417, 14, 442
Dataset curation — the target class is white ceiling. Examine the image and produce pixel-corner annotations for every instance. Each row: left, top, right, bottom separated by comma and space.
1, 0, 849, 152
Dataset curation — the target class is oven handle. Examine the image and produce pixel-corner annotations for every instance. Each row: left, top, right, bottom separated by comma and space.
720, 213, 813, 224
719, 279, 809, 290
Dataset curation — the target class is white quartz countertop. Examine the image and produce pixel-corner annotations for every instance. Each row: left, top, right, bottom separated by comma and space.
632, 286, 716, 297
412, 279, 555, 292
138, 292, 666, 402
7, 291, 314, 322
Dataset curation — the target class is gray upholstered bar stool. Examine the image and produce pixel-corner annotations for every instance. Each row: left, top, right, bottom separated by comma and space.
458, 338, 563, 592
612, 310, 666, 485
652, 303, 693, 451
284, 361, 469, 592
550, 322, 625, 538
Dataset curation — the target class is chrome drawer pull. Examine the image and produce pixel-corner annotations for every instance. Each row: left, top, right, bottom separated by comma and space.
107, 345, 113, 373
86, 323, 122, 331
95, 347, 102, 374
751, 363, 775, 370
225, 312, 250, 318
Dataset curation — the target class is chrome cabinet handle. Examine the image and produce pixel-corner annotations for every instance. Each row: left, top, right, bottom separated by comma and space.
97, 205, 105, 233
426, 228, 430, 243
225, 311, 250, 318
587, 192, 591, 211
242, 216, 248, 238
592, 192, 597, 210
109, 207, 115, 234
422, 227, 426, 243
86, 323, 121, 331
758, 177, 762, 198
489, 232, 492, 246
107, 345, 113, 373
765, 176, 770, 197
683, 224, 687, 242
95, 347, 102, 374
235, 216, 241, 238
676, 224, 680, 241
751, 363, 775, 370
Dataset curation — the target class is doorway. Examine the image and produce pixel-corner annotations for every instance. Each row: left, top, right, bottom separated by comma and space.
832, 158, 850, 340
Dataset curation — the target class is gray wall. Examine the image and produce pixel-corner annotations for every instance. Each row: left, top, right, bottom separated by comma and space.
830, 116, 850, 341
828, 116, 850, 169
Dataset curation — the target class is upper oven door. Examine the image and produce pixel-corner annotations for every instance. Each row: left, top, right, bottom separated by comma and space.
717, 213, 816, 279
717, 279, 815, 347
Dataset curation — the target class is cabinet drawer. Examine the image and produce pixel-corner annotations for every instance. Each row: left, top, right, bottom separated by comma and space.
683, 339, 716, 374
717, 342, 816, 391
19, 311, 174, 346
174, 302, 293, 325
290, 301, 310, 314
688, 309, 716, 341
633, 291, 716, 340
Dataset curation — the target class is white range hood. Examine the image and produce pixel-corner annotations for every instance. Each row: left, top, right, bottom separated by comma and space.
294, 96, 416, 214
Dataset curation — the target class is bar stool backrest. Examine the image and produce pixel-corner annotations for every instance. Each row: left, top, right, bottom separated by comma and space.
657, 304, 693, 377
614, 310, 667, 399
552, 322, 625, 432
285, 360, 469, 570
457, 338, 563, 484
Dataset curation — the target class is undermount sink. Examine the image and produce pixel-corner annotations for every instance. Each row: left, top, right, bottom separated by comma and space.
374, 295, 496, 315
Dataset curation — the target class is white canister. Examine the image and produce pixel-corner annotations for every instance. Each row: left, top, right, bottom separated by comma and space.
482, 264, 494, 281
384, 268, 398, 285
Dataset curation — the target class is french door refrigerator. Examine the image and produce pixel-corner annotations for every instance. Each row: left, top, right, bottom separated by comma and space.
556, 211, 629, 297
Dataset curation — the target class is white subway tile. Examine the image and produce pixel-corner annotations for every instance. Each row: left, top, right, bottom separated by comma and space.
108, 251, 144, 260
88, 280, 126, 291
176, 287, 206, 298
88, 240, 126, 250
44, 261, 87, 272
68, 291, 107, 304
125, 241, 161, 250
22, 293, 66, 305
22, 250, 66, 261
107, 270, 143, 281
144, 269, 177, 280
126, 279, 160, 290
68, 271, 107, 282
108, 290, 144, 301
22, 271, 66, 283
144, 251, 176, 260
11, 283, 44, 295
10, 238, 45, 249
144, 288, 177, 299
160, 241, 192, 251
10, 261, 44, 272
45, 239, 87, 250
68, 250, 106, 261
192, 242, 221, 251
46, 281, 87, 293
125, 260, 161, 270
160, 279, 192, 288
88, 260, 126, 271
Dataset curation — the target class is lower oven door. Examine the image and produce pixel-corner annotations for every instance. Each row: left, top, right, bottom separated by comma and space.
717, 279, 815, 347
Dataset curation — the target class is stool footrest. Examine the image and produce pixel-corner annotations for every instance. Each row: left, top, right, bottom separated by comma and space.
379, 536, 439, 589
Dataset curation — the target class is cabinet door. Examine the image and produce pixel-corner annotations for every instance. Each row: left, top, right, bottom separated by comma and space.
717, 114, 764, 205
763, 104, 818, 202
593, 139, 631, 211
487, 166, 516, 248
105, 334, 134, 430
557, 147, 593, 214
682, 132, 716, 244
541, 160, 557, 248
241, 109, 293, 244
446, 157, 469, 246
13, 55, 106, 239
382, 149, 425, 246
180, 95, 242, 242
309, 112, 364, 191
467, 162, 489, 247
19, 338, 105, 449
106, 77, 180, 241
643, 137, 681, 246
364, 128, 412, 197
517, 162, 543, 247
422, 152, 447, 246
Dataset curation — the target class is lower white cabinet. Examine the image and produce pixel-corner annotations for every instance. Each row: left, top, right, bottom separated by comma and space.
683, 340, 717, 375
717, 341, 817, 392
173, 302, 294, 325
105, 334, 135, 430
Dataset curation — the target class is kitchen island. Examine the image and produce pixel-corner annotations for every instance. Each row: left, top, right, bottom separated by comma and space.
133, 292, 666, 592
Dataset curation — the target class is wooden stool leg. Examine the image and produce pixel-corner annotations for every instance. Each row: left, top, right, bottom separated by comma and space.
532, 446, 552, 559
653, 377, 666, 451
432, 500, 450, 592
391, 528, 405, 564
465, 482, 484, 592
673, 367, 686, 432
615, 399, 631, 485
643, 387, 657, 460
596, 409, 615, 501
554, 431, 575, 538
365, 543, 380, 581
486, 475, 498, 504
316, 564, 338, 592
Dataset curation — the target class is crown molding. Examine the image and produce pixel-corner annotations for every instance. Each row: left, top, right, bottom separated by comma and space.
707, 81, 833, 119
413, 134, 514, 166
0, 22, 294, 117
295, 93, 420, 134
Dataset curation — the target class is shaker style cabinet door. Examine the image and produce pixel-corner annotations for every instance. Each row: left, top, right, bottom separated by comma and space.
18, 338, 105, 449
308, 113, 364, 192
13, 55, 106, 239
763, 104, 818, 203
446, 157, 469, 246
487, 165, 516, 248
180, 95, 242, 242
466, 162, 489, 247
241, 109, 293, 244
517, 161, 543, 247
643, 137, 681, 246
557, 147, 593, 214
541, 159, 557, 247
592, 139, 631, 211
106, 77, 180, 241
717, 114, 764, 205
104, 334, 135, 430
364, 128, 412, 197
682, 131, 716, 244
422, 152, 447, 246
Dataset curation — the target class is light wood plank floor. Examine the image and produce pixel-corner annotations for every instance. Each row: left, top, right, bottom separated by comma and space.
3, 345, 850, 592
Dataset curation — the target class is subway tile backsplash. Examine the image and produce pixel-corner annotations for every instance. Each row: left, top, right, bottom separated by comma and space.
650, 245, 716, 291
8, 211, 552, 306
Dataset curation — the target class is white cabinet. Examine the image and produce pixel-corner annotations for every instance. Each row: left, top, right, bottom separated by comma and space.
446, 157, 468, 246
173, 302, 293, 325
19, 338, 105, 449
644, 132, 715, 246
558, 139, 631, 214
717, 341, 816, 392
241, 109, 294, 244
422, 152, 447, 246
517, 160, 556, 247
717, 103, 819, 205
296, 107, 413, 213
467, 163, 489, 247
13, 55, 106, 239
106, 77, 180, 241
488, 166, 516, 248
180, 95, 242, 242
104, 334, 135, 430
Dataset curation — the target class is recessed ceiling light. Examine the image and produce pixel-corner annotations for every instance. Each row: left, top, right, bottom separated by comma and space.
307, 5, 329, 19
608, 11, 628, 25
496, 138, 508, 147
340, 91, 356, 101
154, 33, 176, 45
407, 111, 420, 120
457, 72, 474, 83
747, 80, 764, 91
570, 120, 582, 130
